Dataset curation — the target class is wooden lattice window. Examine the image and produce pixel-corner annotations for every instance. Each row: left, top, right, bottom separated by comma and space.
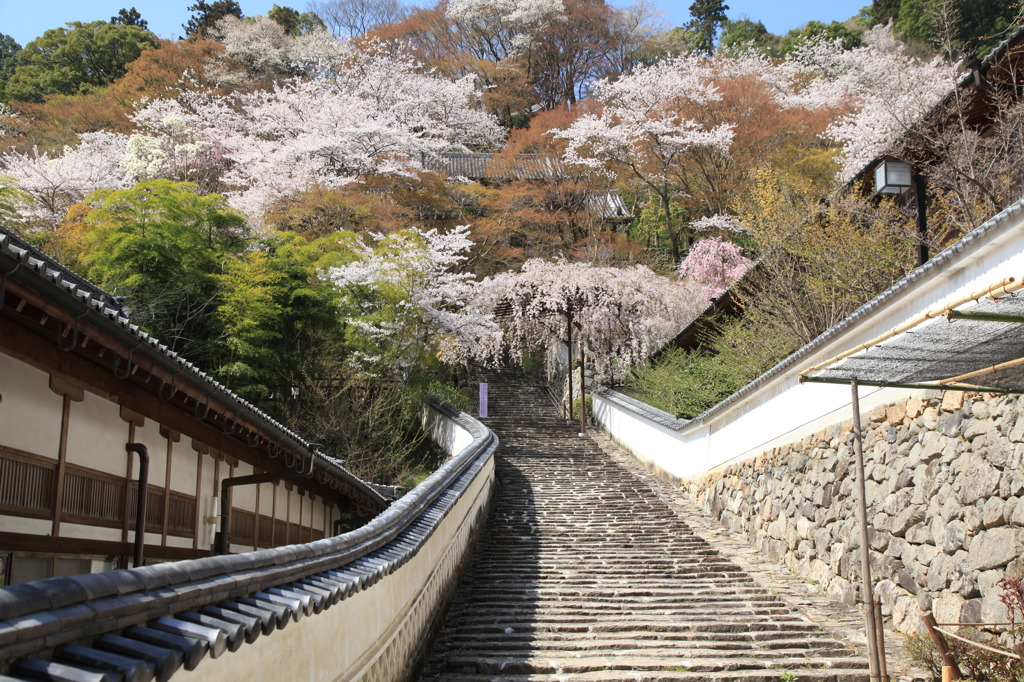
166, 492, 196, 538
128, 485, 164, 533
62, 466, 124, 527
230, 509, 256, 545
0, 448, 54, 518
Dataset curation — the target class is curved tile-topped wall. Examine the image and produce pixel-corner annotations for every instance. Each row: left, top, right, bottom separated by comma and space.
0, 399, 497, 682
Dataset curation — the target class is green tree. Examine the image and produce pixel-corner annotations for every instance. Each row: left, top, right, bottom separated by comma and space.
686, 0, 730, 56
267, 5, 325, 35
778, 20, 864, 55
888, 0, 1020, 57
111, 7, 148, 29
5, 22, 157, 102
864, 0, 903, 25
717, 18, 780, 56
183, 0, 243, 38
0, 33, 21, 101
216, 231, 348, 402
78, 180, 246, 365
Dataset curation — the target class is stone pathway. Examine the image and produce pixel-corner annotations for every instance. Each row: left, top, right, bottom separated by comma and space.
586, 433, 929, 682
420, 382, 886, 681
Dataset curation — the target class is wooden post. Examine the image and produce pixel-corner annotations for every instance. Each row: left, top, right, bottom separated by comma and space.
921, 611, 962, 681
874, 596, 888, 680
578, 338, 586, 436
851, 380, 882, 680
565, 311, 573, 421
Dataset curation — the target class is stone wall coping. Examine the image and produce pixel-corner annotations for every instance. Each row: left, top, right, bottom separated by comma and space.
596, 389, 690, 431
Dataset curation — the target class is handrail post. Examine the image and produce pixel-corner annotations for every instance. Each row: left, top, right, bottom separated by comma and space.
874, 596, 888, 680
921, 611, 962, 680
578, 338, 586, 436
851, 380, 883, 680
125, 443, 149, 568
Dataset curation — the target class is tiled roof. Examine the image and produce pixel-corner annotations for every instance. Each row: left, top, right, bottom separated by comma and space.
425, 152, 565, 181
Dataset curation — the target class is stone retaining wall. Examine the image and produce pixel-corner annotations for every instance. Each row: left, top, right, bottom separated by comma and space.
685, 389, 1024, 634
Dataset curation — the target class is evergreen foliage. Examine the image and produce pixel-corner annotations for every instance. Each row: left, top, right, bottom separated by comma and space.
183, 0, 244, 38
5, 22, 157, 102
686, 0, 730, 56
111, 8, 148, 29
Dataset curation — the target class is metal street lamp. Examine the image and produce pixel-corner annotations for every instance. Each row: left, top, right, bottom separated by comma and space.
873, 157, 929, 267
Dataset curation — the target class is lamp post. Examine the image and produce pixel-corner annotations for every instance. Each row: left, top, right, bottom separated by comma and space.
873, 158, 928, 266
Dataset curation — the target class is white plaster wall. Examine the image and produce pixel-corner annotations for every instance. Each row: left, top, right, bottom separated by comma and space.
66, 392, 128, 475
61, 522, 124, 543
258, 482, 273, 517
231, 462, 255, 510
0, 354, 62, 457
422, 408, 474, 456
594, 206, 1024, 478
311, 500, 324, 535
288, 489, 301, 528
0, 516, 51, 535
170, 443, 196, 494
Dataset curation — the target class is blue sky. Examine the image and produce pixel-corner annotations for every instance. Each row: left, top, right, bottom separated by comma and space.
1, 0, 871, 46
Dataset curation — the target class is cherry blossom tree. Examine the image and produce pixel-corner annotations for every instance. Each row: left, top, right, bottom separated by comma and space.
112, 45, 503, 220
2, 131, 130, 228
470, 258, 706, 380
446, 0, 566, 59
329, 225, 498, 374
210, 14, 354, 81
786, 24, 959, 178
677, 236, 752, 298
554, 55, 735, 263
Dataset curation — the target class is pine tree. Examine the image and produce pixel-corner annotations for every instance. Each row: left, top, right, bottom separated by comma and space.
687, 0, 730, 56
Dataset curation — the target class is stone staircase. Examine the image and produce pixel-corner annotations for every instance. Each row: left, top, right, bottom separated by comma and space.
419, 381, 870, 681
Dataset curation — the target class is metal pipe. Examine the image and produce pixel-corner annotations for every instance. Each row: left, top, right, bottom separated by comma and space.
125, 443, 149, 568
217, 463, 318, 554
851, 381, 882, 680
800, 376, 1023, 394
565, 311, 573, 421
218, 473, 281, 555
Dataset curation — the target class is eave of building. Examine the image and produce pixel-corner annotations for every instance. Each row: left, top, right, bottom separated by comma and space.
0, 226, 389, 513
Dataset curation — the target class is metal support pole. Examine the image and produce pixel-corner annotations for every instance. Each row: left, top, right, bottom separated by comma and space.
914, 173, 928, 266
578, 338, 586, 436
125, 443, 149, 568
851, 380, 883, 680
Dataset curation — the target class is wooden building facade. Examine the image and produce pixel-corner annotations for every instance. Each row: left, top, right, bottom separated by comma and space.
0, 226, 388, 584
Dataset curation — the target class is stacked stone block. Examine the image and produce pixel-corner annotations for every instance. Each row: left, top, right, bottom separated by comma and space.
686, 390, 1024, 634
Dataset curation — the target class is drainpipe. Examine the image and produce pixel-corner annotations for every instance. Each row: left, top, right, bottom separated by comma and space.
125, 443, 149, 568
217, 457, 315, 554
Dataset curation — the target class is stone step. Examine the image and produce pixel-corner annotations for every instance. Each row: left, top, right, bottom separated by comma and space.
436, 671, 870, 682
418, 380, 867, 681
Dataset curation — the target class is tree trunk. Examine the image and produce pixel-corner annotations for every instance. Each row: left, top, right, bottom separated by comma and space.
663, 194, 680, 264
